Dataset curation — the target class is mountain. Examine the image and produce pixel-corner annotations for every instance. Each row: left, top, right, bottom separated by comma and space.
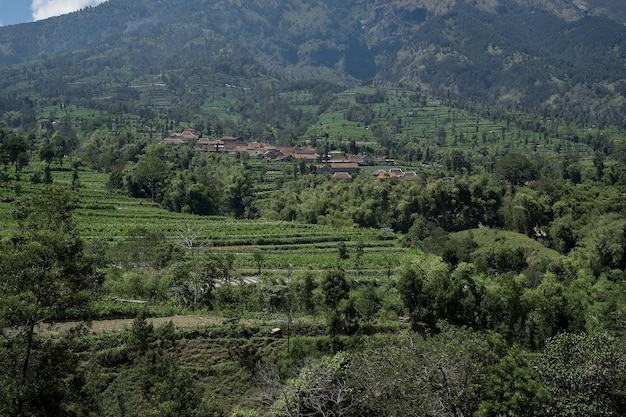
1, 0, 626, 123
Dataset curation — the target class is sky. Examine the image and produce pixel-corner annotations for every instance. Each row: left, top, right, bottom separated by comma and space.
0, 0, 107, 26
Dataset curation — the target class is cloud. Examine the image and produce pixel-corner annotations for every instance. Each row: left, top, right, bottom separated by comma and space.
31, 0, 107, 22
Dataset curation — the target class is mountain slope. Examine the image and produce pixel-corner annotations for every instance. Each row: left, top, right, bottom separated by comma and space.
1, 0, 626, 122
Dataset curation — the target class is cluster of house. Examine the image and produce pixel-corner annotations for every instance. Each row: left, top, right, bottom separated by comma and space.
163, 129, 418, 181
315, 162, 418, 181
163, 128, 318, 162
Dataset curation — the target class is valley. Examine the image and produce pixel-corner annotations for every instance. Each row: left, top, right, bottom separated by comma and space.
2, 1, 626, 416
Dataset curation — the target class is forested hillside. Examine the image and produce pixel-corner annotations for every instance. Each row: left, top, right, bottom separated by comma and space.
2, 0, 626, 122
2, 0, 626, 416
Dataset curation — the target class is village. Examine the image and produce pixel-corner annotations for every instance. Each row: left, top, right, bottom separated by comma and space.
163, 128, 419, 181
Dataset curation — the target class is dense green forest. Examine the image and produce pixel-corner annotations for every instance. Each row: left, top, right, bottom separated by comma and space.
2, 0, 626, 416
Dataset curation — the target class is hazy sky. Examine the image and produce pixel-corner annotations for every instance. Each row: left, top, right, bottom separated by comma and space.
0, 0, 107, 26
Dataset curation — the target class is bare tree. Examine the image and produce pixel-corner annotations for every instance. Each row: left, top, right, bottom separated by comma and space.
269, 353, 358, 417
176, 226, 209, 309
352, 325, 492, 417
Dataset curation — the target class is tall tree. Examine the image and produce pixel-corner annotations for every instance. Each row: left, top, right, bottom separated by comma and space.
130, 155, 170, 202
0, 185, 96, 416
1, 134, 29, 173
495, 153, 538, 189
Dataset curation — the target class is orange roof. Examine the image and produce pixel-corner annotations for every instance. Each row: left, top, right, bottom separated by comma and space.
333, 172, 352, 180
330, 162, 359, 169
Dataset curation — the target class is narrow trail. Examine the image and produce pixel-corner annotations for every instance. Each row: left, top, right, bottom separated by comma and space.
37, 314, 228, 336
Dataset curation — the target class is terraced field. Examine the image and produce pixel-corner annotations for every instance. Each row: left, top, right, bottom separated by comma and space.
0, 165, 406, 279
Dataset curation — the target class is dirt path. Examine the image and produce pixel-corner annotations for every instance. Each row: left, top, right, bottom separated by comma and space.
37, 314, 227, 336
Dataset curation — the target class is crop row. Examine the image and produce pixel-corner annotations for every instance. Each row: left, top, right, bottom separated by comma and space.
210, 242, 407, 274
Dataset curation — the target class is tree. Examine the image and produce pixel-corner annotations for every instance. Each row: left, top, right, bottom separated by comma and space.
71, 160, 81, 190
501, 188, 547, 236
477, 346, 550, 417
253, 248, 264, 275
593, 151, 605, 180
353, 241, 364, 275
337, 241, 349, 261
397, 261, 428, 324
131, 155, 170, 202
271, 352, 358, 417
522, 274, 575, 349
0, 185, 96, 416
583, 215, 626, 275
321, 270, 350, 310
549, 215, 577, 254
38, 140, 55, 166
352, 282, 381, 324
495, 153, 537, 188
320, 270, 357, 336
352, 325, 494, 417
397, 254, 449, 332
1, 134, 28, 173
170, 256, 224, 310
536, 332, 626, 417
290, 271, 317, 314
225, 167, 253, 218
173, 227, 223, 309
162, 172, 218, 215
51, 132, 70, 166
114, 226, 180, 269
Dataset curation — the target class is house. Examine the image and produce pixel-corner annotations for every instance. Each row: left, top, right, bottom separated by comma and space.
316, 162, 360, 176
333, 172, 353, 181
221, 141, 241, 154
230, 144, 253, 154
316, 164, 335, 175
277, 154, 296, 163
388, 168, 405, 178
294, 152, 318, 163
196, 139, 224, 152
242, 142, 272, 158
263, 148, 284, 160
180, 128, 200, 141
164, 128, 200, 143
292, 147, 319, 163
349, 154, 375, 166
372, 169, 420, 180
276, 147, 318, 162
377, 155, 395, 165
326, 150, 347, 163
373, 169, 387, 179
330, 162, 360, 175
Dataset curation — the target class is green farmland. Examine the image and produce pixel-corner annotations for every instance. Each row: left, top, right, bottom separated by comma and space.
0, 164, 406, 283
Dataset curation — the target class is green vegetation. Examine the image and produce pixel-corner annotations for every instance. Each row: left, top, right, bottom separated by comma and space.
1, 84, 626, 413
3, 0, 626, 415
